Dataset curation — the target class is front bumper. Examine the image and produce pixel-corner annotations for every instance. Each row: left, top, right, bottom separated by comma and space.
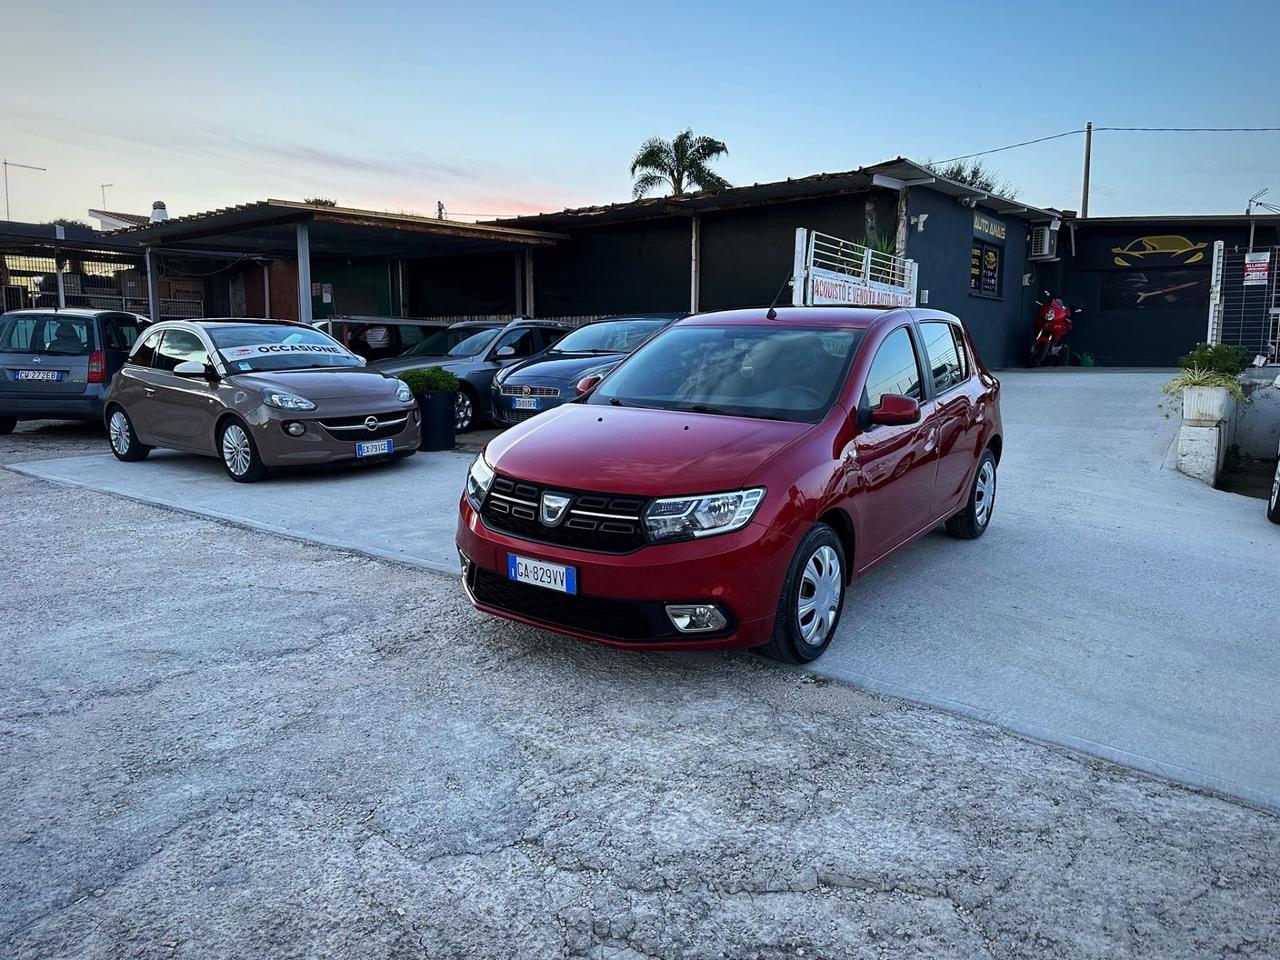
491, 384, 570, 426
250, 403, 421, 465
455, 496, 794, 650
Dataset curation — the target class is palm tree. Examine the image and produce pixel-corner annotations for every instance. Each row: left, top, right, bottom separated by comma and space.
630, 129, 731, 200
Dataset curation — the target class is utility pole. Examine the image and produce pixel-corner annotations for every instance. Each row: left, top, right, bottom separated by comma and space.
1080, 121, 1093, 218
99, 183, 113, 207
3, 159, 48, 221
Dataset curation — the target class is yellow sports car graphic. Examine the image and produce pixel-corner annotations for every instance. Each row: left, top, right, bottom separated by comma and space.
1111, 235, 1208, 266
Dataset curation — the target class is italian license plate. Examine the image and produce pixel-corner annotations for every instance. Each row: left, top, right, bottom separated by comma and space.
355, 439, 392, 457
512, 397, 539, 410
16, 370, 61, 381
508, 553, 577, 594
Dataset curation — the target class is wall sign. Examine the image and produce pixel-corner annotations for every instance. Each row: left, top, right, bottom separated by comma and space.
970, 242, 1002, 296
973, 212, 1007, 242
1243, 251, 1271, 286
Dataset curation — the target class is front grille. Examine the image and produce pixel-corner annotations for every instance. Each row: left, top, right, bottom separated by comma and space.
497, 407, 542, 424
318, 411, 408, 442
500, 384, 560, 397
481, 473, 648, 553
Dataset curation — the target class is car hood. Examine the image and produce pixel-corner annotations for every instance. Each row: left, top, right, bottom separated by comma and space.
228, 367, 403, 401
502, 353, 623, 384
371, 354, 469, 376
485, 402, 812, 496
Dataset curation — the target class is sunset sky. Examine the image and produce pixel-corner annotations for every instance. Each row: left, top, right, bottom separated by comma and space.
4, 0, 1277, 224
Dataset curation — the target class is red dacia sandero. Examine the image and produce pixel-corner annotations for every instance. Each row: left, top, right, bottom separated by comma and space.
457, 307, 1001, 662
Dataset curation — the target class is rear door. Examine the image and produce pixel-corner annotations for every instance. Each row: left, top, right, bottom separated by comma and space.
0, 312, 96, 402
917, 320, 976, 516
99, 313, 147, 384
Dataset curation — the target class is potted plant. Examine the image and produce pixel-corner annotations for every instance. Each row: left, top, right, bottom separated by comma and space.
1161, 366, 1245, 426
398, 367, 459, 451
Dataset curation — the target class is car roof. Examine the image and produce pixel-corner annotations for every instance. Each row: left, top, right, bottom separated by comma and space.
1, 307, 143, 320
677, 306, 915, 329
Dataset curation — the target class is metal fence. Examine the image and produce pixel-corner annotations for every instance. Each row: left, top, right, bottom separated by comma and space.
0, 247, 203, 318
1207, 242, 1279, 362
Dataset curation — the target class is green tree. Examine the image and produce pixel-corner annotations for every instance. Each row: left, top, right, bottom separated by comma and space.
630, 130, 730, 200
925, 159, 1019, 200
304, 197, 337, 207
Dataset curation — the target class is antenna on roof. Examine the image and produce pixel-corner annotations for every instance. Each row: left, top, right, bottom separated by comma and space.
764, 272, 793, 320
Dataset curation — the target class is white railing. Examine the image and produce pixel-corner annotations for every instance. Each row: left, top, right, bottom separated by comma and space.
792, 228, 917, 308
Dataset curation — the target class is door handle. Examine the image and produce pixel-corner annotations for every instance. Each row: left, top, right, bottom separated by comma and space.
144, 387, 156, 396
924, 427, 939, 453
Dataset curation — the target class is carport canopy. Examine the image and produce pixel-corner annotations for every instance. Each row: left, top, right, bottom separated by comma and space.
118, 199, 568, 321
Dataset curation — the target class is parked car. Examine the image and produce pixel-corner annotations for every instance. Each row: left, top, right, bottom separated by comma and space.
1269, 431, 1280, 525
104, 319, 419, 482
457, 307, 1002, 663
491, 315, 678, 426
371, 318, 570, 431
312, 316, 448, 363
0, 308, 149, 434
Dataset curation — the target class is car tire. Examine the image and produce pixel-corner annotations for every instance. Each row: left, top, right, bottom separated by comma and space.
1267, 453, 1280, 525
756, 523, 847, 664
946, 448, 997, 539
1029, 340, 1051, 367
106, 407, 151, 462
0, 417, 16, 435
455, 385, 477, 433
218, 417, 268, 483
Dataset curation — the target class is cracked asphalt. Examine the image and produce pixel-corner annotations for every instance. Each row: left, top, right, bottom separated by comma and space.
2, 422, 1279, 959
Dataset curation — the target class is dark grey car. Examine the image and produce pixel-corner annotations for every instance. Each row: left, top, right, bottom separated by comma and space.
0, 308, 149, 433
369, 319, 569, 430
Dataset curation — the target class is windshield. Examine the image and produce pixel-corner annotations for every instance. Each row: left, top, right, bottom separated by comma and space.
589, 325, 862, 423
551, 319, 666, 355
403, 326, 500, 358
208, 325, 363, 372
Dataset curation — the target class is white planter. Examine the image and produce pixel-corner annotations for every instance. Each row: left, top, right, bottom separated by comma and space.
1182, 385, 1231, 426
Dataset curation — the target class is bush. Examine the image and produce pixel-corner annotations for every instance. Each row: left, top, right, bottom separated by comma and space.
1178, 343, 1251, 377
1161, 365, 1245, 402
398, 367, 459, 394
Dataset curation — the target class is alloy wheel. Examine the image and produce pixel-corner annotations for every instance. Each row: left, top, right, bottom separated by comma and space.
222, 424, 252, 477
797, 544, 842, 646
455, 392, 473, 431
1271, 460, 1280, 512
108, 411, 131, 455
975, 459, 996, 526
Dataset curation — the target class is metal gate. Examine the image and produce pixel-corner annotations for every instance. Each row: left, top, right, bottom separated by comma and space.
790, 228, 917, 308
1207, 241, 1279, 362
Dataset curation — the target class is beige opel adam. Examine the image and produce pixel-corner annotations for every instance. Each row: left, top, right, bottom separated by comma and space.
104, 319, 420, 482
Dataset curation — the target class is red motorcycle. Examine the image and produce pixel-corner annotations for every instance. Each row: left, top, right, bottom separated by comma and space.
1028, 292, 1082, 367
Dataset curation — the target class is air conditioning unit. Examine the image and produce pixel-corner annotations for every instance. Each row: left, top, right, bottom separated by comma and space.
1029, 225, 1058, 260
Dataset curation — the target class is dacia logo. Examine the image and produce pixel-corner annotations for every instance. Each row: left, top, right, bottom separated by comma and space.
540, 492, 571, 527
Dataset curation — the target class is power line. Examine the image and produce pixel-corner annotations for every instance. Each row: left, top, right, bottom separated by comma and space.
938, 125, 1280, 165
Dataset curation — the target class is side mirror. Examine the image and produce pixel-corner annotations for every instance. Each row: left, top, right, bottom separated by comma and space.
173, 360, 211, 378
495, 345, 516, 359
575, 374, 603, 396
870, 394, 920, 426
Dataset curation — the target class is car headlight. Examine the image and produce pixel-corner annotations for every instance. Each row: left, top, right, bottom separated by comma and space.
395, 380, 414, 403
262, 390, 316, 411
466, 454, 495, 505
643, 488, 765, 543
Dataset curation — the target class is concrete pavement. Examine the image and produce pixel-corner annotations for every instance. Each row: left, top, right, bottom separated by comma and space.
7, 371, 1280, 809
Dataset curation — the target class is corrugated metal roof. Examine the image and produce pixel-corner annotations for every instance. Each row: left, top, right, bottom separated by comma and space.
489, 158, 1058, 230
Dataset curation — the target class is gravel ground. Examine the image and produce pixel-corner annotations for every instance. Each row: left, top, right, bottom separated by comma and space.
1, 424, 1279, 959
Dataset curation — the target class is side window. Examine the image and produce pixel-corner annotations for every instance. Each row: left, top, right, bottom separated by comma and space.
130, 330, 163, 367
0, 314, 46, 352
102, 315, 144, 351
539, 327, 567, 350
920, 322, 967, 393
862, 326, 923, 409
495, 329, 538, 358
153, 330, 210, 372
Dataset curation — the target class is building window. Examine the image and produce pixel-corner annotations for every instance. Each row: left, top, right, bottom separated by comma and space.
970, 241, 1002, 298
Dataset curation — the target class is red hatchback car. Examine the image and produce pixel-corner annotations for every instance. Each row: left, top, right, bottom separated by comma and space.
457, 307, 1002, 663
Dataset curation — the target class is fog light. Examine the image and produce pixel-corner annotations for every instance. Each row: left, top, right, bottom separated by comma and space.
283, 421, 305, 436
665, 604, 728, 633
